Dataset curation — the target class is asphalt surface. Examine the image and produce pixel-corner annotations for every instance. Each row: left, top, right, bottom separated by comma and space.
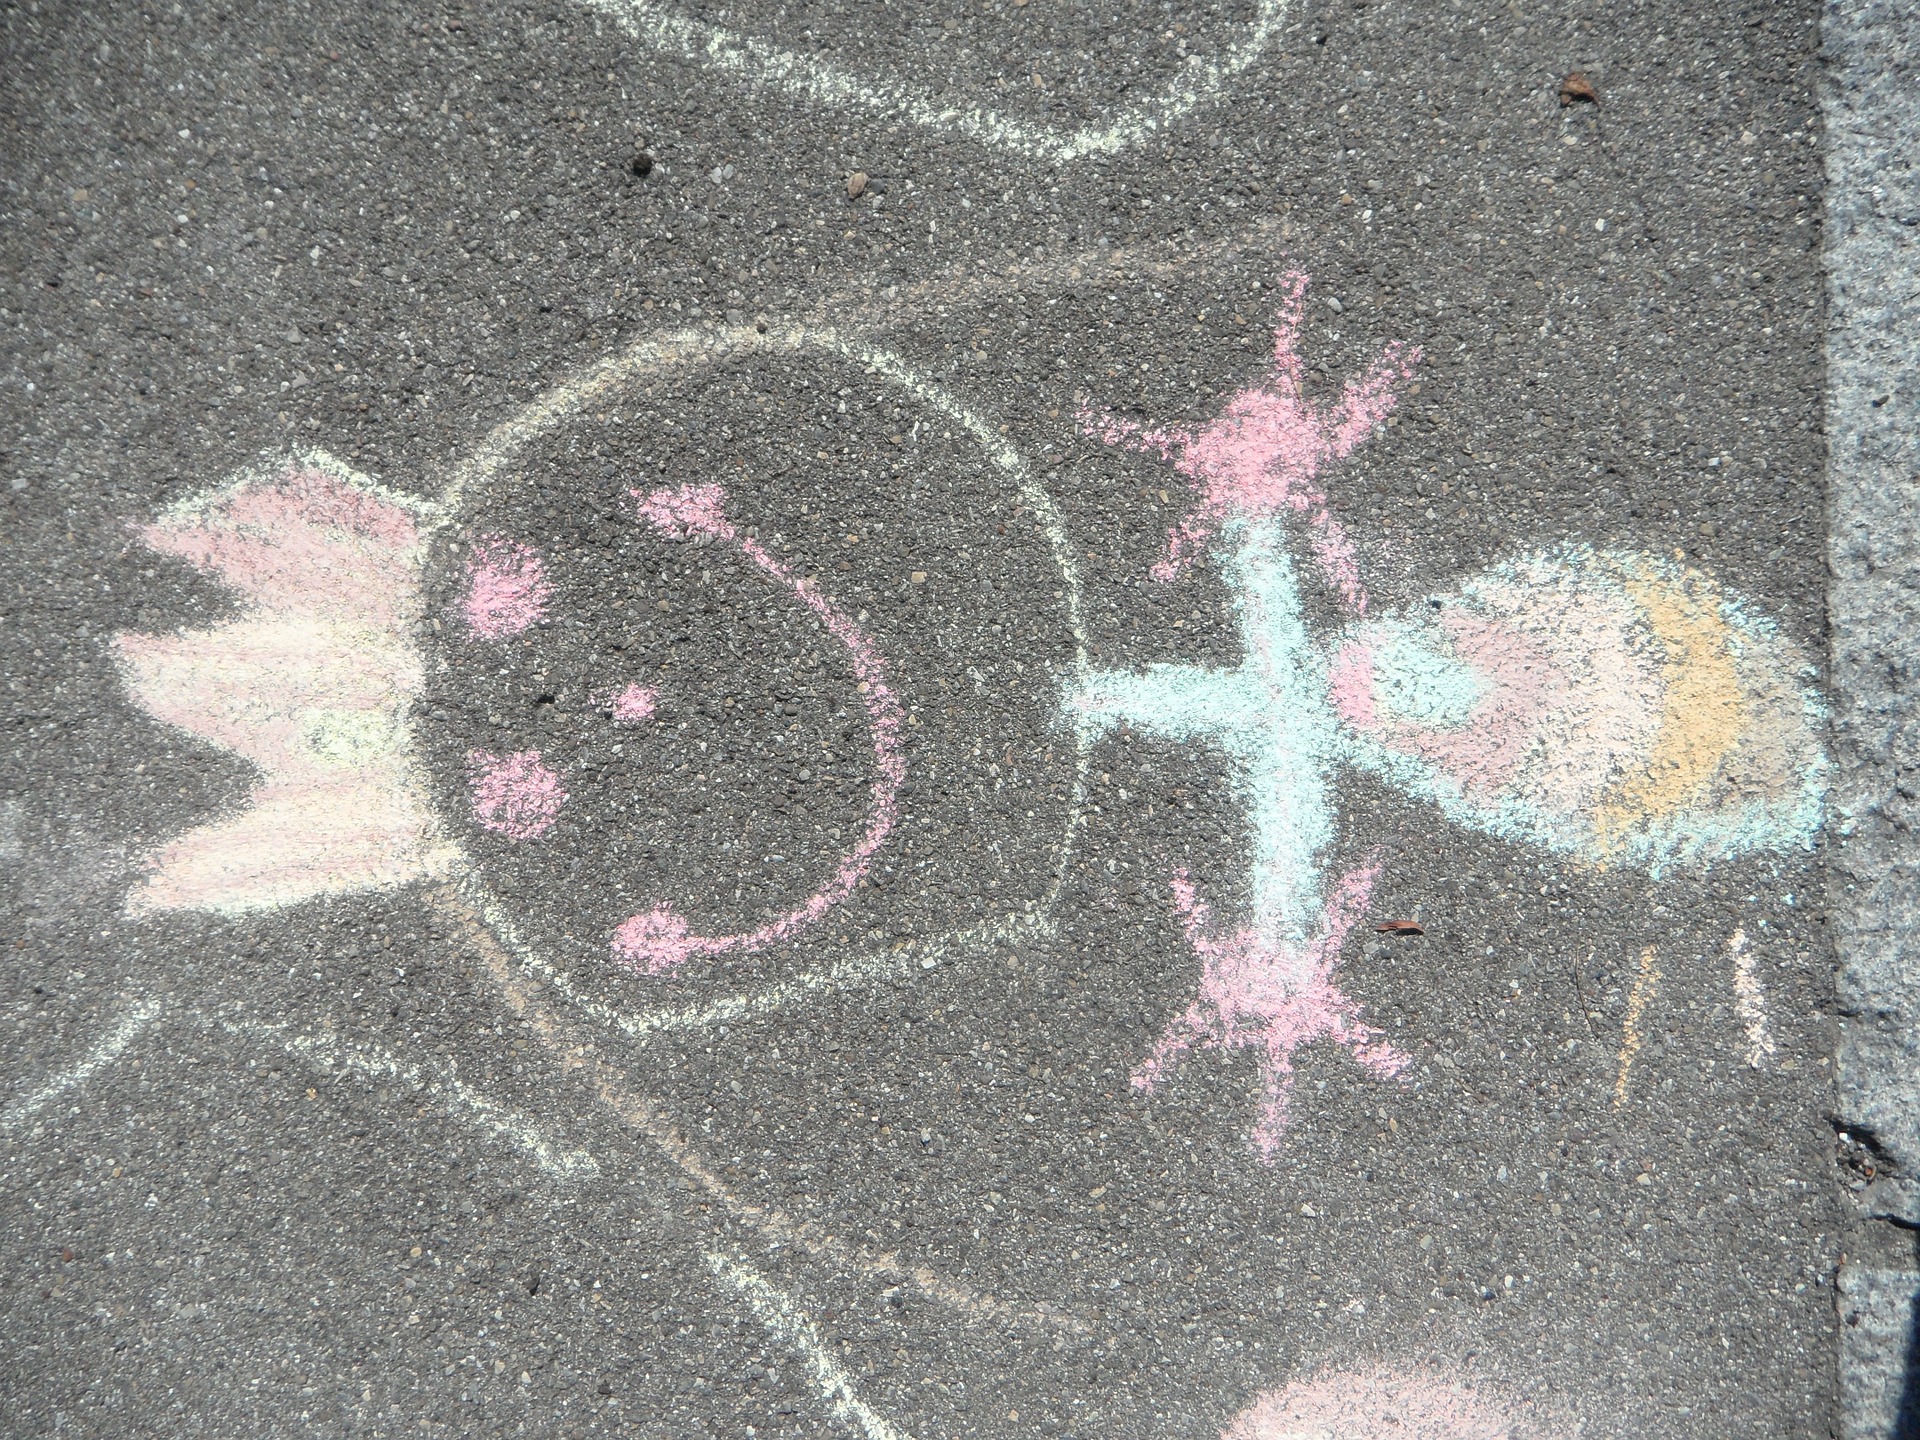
0, 0, 1849, 1436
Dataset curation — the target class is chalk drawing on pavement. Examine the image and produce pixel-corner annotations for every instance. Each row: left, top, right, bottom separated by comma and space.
466, 747, 569, 840
1331, 548, 1828, 872
706, 1251, 918, 1440
431, 319, 1091, 1049
574, 0, 1291, 164
602, 481, 907, 976
458, 533, 553, 639
1072, 268, 1826, 1158
1133, 862, 1408, 1162
1612, 944, 1661, 1109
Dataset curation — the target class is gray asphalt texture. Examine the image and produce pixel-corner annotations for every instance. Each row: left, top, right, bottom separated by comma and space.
1, 0, 1845, 1436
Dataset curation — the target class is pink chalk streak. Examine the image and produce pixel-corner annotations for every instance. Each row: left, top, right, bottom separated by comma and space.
614, 484, 905, 976
608, 683, 659, 723
1225, 1364, 1546, 1440
1079, 268, 1418, 612
460, 535, 552, 640
1134, 862, 1408, 1161
1326, 641, 1378, 731
467, 749, 567, 840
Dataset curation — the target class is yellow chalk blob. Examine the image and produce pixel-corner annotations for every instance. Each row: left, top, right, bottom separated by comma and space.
1594, 565, 1746, 856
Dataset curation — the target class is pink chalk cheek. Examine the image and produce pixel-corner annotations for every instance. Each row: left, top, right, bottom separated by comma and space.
466, 749, 567, 840
612, 904, 698, 974
459, 535, 552, 640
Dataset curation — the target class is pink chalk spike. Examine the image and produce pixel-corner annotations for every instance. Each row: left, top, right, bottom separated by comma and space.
467, 749, 567, 840
610, 486, 905, 977
1079, 267, 1419, 611
635, 483, 735, 541
607, 683, 659, 723
460, 535, 552, 640
1133, 861, 1408, 1161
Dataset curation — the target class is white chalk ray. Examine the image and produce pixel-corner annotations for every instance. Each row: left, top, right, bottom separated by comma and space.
575, 0, 1292, 163
706, 1251, 919, 1440
215, 1016, 600, 1182
1, 1000, 161, 1131
1729, 926, 1777, 1069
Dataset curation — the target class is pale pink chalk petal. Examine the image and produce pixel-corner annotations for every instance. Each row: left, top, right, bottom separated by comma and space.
467, 749, 567, 840
608, 683, 658, 723
1225, 1364, 1548, 1440
114, 452, 458, 917
460, 535, 552, 640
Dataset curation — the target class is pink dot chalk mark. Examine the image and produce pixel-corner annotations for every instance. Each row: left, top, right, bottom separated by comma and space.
611, 483, 906, 976
467, 749, 567, 840
607, 683, 659, 724
459, 534, 552, 640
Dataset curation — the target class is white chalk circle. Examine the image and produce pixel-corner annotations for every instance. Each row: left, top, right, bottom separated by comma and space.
431, 321, 1091, 1045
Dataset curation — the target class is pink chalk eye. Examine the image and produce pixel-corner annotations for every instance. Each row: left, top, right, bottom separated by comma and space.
467, 749, 567, 840
459, 535, 552, 640
607, 683, 658, 723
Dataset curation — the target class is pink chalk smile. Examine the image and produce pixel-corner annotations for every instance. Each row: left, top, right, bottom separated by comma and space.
611, 483, 906, 976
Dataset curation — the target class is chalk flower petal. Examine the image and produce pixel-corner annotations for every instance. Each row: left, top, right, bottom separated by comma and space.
116, 452, 458, 915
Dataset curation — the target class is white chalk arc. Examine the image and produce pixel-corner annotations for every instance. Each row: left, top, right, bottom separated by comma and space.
575, 0, 1292, 163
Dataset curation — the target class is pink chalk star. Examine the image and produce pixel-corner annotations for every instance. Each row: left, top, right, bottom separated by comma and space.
1079, 268, 1418, 611
1133, 861, 1409, 1161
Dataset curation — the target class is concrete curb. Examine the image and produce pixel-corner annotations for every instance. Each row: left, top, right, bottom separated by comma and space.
1827, 0, 1920, 1432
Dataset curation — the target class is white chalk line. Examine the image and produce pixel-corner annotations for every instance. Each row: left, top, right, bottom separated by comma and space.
442, 322, 1092, 1044
2, 1001, 595, 1183
576, 0, 1289, 163
706, 1251, 919, 1440
212, 1014, 599, 1182
1, 999, 162, 1131
1728, 927, 1776, 1069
